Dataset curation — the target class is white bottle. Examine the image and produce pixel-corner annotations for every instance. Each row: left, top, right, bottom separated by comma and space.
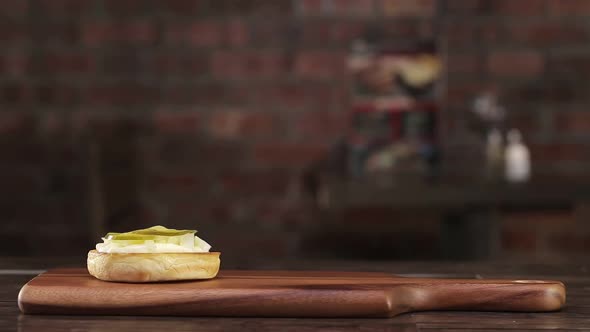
504, 129, 531, 183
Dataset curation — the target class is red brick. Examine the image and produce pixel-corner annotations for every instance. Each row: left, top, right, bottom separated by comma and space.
163, 22, 189, 45
242, 1, 293, 17
292, 111, 350, 141
299, 0, 324, 16
493, 0, 546, 16
208, 110, 277, 140
37, 0, 92, 17
380, 0, 436, 17
220, 170, 290, 195
165, 21, 223, 47
69, 111, 118, 133
0, 22, 26, 44
444, 0, 485, 14
195, 200, 233, 223
149, 173, 206, 192
548, 0, 590, 16
152, 110, 200, 134
164, 199, 226, 225
487, 50, 544, 78
186, 22, 223, 47
150, 138, 243, 169
223, 84, 254, 106
34, 52, 95, 74
68, 111, 90, 132
79, 113, 143, 136
161, 0, 200, 14
510, 81, 576, 104
84, 83, 156, 106
549, 55, 590, 77
0, 112, 27, 134
123, 21, 156, 44
161, 83, 228, 106
443, 22, 477, 49
82, 21, 155, 46
555, 112, 590, 135
501, 230, 536, 251
0, 167, 45, 196
0, 52, 28, 77
2, 0, 28, 16
211, 51, 286, 79
225, 19, 249, 47
103, 0, 149, 15
101, 51, 149, 75
250, 20, 291, 46
575, 200, 590, 221
480, 23, 501, 43
252, 142, 329, 168
502, 210, 575, 230
530, 143, 590, 162
294, 51, 347, 79
35, 83, 78, 106
155, 53, 209, 76
300, 21, 334, 45
0, 81, 31, 105
508, 22, 589, 46
255, 82, 309, 109
331, 0, 375, 16
252, 199, 288, 225
33, 22, 79, 46
379, 18, 434, 40
445, 80, 487, 108
254, 82, 345, 111
447, 53, 483, 75
548, 233, 590, 252
331, 21, 364, 43
347, 209, 433, 228
39, 112, 66, 135
194, 141, 245, 165
508, 112, 538, 138
301, 21, 364, 45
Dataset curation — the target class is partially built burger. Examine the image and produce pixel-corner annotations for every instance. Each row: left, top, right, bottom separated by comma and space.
87, 225, 220, 282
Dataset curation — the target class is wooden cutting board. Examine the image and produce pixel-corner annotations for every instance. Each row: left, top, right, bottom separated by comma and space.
18, 268, 566, 318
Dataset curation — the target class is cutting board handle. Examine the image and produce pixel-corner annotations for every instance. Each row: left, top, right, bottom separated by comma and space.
390, 278, 566, 317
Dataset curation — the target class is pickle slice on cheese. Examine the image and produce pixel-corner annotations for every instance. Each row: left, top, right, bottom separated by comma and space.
105, 233, 161, 241
128, 225, 196, 236
105, 226, 195, 239
100, 226, 204, 251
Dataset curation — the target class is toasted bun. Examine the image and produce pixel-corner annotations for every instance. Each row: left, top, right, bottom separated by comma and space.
87, 250, 220, 282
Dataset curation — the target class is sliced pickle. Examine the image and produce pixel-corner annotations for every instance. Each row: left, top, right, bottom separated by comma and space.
105, 233, 159, 240
128, 225, 196, 236
100, 226, 207, 250
104, 226, 195, 240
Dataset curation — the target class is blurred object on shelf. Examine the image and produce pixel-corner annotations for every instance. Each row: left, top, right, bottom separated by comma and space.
471, 90, 532, 183
505, 129, 531, 183
470, 89, 507, 143
472, 91, 506, 126
346, 39, 441, 179
350, 39, 441, 100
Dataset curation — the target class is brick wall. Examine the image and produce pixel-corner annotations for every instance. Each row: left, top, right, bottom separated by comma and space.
1, 0, 589, 262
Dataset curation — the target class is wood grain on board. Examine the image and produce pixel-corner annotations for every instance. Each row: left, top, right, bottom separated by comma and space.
18, 268, 565, 318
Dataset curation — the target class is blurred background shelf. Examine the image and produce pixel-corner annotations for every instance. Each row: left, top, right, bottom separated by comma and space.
320, 176, 590, 210
307, 174, 590, 260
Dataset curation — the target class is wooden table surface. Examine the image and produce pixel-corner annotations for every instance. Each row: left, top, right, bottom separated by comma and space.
2, 258, 590, 331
